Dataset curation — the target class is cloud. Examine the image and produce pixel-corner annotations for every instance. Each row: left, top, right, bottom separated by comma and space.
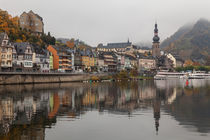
1, 0, 210, 46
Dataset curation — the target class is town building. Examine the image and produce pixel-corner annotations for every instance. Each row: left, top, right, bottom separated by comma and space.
138, 57, 156, 71
137, 49, 151, 54
56, 47, 73, 72
47, 45, 73, 72
74, 50, 83, 71
47, 45, 59, 70
34, 49, 50, 72
124, 55, 132, 70
130, 55, 138, 69
19, 10, 44, 34
166, 53, 176, 68
93, 51, 98, 71
0, 33, 14, 71
156, 54, 174, 70
81, 49, 95, 72
97, 40, 132, 53
13, 42, 34, 72
125, 45, 138, 53
115, 54, 125, 72
98, 54, 106, 72
71, 52, 75, 71
98, 52, 117, 72
12, 44, 18, 68
152, 23, 161, 57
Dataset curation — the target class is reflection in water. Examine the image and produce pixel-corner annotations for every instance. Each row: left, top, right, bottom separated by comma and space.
0, 80, 210, 140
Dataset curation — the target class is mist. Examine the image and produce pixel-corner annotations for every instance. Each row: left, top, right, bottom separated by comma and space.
1, 0, 210, 46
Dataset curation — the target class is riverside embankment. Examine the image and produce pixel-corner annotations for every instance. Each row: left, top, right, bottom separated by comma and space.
0, 72, 108, 85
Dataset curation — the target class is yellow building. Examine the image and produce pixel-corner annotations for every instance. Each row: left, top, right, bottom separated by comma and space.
82, 56, 95, 70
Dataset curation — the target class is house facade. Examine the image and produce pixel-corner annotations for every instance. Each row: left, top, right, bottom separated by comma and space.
47, 45, 73, 72
98, 56, 105, 72
138, 58, 156, 71
47, 45, 59, 70
97, 40, 132, 53
0, 33, 14, 71
34, 50, 50, 72
49, 53, 54, 70
102, 52, 117, 72
13, 42, 33, 72
74, 51, 83, 71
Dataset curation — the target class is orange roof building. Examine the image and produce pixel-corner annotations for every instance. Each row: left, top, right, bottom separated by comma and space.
47, 45, 59, 70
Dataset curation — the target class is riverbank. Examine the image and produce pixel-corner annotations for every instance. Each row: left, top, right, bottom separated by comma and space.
0, 72, 154, 85
0, 72, 109, 85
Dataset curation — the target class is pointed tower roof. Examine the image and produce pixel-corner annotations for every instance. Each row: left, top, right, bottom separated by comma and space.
153, 22, 160, 43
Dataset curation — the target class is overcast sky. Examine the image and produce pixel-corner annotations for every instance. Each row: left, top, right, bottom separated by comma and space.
1, 0, 210, 46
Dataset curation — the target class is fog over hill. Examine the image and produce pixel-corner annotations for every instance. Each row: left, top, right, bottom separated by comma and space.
160, 19, 210, 63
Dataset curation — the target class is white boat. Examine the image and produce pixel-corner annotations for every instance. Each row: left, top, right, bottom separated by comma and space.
189, 71, 210, 79
154, 71, 188, 80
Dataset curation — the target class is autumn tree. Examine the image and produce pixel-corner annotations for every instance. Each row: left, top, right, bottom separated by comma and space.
184, 59, 193, 67
0, 9, 56, 48
66, 39, 75, 49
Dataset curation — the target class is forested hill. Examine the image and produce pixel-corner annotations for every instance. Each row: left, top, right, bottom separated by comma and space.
161, 19, 210, 64
160, 23, 193, 49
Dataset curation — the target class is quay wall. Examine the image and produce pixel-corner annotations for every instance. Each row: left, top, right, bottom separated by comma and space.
0, 72, 108, 85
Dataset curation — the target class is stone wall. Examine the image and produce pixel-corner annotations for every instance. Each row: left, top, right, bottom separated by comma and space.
0, 73, 106, 85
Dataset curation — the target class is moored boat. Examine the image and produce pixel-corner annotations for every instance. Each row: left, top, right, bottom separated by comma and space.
154, 71, 187, 80
189, 71, 210, 79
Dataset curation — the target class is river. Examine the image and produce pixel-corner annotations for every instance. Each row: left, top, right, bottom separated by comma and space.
0, 79, 210, 140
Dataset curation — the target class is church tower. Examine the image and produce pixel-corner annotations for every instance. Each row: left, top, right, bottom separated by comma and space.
152, 23, 161, 57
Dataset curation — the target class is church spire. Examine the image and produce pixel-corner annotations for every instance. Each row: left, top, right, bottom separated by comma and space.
152, 22, 161, 57
153, 22, 160, 43
154, 23, 158, 34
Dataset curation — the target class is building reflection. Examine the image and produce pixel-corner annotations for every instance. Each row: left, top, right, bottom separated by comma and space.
0, 79, 209, 139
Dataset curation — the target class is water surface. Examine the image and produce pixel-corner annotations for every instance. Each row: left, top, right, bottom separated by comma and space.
0, 79, 210, 140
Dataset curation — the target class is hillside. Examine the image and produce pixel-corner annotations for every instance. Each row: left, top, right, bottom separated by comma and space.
0, 9, 55, 47
161, 19, 210, 64
160, 23, 193, 49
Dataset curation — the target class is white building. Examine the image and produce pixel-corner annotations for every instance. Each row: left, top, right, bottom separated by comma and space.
166, 53, 176, 68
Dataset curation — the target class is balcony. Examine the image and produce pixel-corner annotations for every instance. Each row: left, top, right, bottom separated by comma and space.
62, 59, 71, 62
1, 64, 12, 67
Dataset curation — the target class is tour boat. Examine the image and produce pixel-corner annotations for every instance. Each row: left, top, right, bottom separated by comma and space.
188, 71, 210, 79
154, 71, 188, 80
